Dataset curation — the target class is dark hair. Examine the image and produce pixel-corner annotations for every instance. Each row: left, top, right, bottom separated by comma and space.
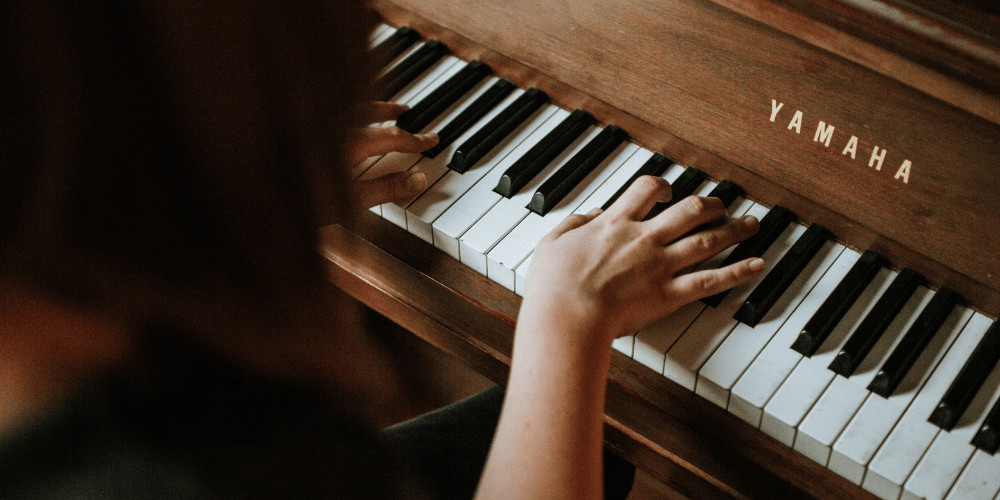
1, 2, 376, 340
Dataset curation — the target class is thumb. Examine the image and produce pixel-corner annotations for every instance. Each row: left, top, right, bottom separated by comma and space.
354, 171, 427, 209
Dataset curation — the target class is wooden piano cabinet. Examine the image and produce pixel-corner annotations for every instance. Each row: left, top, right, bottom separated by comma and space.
371, 0, 1000, 318
323, 213, 876, 499
329, 0, 1000, 496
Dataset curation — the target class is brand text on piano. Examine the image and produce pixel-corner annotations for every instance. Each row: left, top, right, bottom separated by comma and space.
770, 99, 912, 184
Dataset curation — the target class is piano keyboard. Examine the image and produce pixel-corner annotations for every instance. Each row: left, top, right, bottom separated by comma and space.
360, 25, 1000, 500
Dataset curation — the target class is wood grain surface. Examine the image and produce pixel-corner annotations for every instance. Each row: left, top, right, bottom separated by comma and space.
372, 0, 1000, 316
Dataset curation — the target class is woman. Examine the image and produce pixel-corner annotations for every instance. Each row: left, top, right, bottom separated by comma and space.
0, 2, 762, 498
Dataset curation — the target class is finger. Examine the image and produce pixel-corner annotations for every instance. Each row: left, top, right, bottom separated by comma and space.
353, 170, 427, 208
667, 257, 765, 302
348, 126, 439, 165
664, 214, 759, 270
606, 175, 670, 221
548, 207, 603, 238
359, 101, 409, 123
646, 195, 727, 244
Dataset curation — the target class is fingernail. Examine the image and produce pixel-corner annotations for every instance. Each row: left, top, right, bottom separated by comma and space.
406, 172, 427, 192
743, 214, 759, 227
418, 133, 439, 144
749, 258, 765, 272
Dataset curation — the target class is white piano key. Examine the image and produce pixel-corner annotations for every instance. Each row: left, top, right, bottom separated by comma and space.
662, 218, 804, 390
828, 286, 949, 485
487, 143, 640, 291
431, 106, 569, 259
514, 254, 530, 296
946, 449, 1000, 500
864, 312, 990, 500
613, 335, 634, 358
753, 265, 892, 433
760, 266, 904, 446
405, 88, 533, 243
572, 148, 656, 216
794, 376, 870, 466
353, 53, 462, 180
760, 363, 831, 447
460, 124, 601, 277
690, 179, 720, 198
380, 75, 501, 228
633, 301, 704, 374
696, 240, 845, 409
629, 184, 758, 374
727, 248, 863, 427
369, 24, 394, 47
903, 353, 1000, 500
793, 268, 918, 466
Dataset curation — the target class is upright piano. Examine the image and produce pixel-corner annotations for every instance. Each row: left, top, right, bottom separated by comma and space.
324, 0, 1000, 498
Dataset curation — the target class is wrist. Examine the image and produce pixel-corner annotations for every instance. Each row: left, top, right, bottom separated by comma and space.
515, 295, 617, 363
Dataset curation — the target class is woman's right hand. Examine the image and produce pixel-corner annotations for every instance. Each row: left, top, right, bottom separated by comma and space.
521, 174, 764, 345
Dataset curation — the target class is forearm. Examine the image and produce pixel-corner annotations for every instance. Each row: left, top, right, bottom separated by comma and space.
476, 303, 614, 500
475, 179, 762, 499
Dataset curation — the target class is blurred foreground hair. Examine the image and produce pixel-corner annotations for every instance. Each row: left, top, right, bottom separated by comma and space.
1, 1, 379, 377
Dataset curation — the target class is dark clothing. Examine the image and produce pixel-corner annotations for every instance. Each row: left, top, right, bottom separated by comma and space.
0, 330, 633, 499
385, 386, 635, 500
0, 330, 402, 499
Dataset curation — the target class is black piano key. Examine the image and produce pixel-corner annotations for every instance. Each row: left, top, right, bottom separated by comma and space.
370, 26, 420, 69
375, 40, 448, 101
868, 288, 962, 397
449, 88, 549, 173
827, 268, 922, 377
705, 180, 744, 208
791, 250, 886, 357
701, 205, 795, 307
642, 167, 706, 221
733, 223, 832, 327
396, 60, 491, 134
972, 396, 1000, 454
422, 79, 516, 158
493, 109, 594, 198
600, 154, 672, 210
526, 125, 628, 215
929, 320, 1000, 430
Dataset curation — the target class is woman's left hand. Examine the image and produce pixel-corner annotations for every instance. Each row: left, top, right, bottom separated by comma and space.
346, 101, 439, 209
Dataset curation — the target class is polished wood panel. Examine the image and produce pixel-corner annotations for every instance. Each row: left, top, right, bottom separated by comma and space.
373, 0, 1000, 317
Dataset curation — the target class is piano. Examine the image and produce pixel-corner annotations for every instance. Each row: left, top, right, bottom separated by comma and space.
324, 1, 1000, 498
